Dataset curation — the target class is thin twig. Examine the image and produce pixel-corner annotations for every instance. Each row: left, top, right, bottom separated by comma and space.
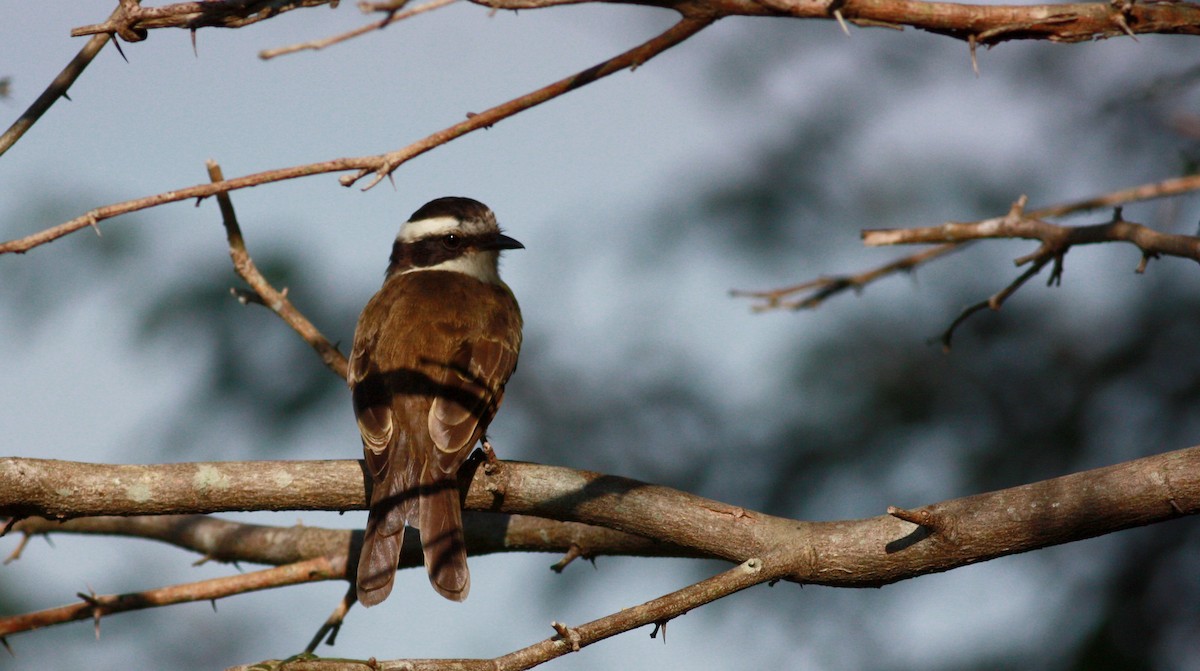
6, 513, 690, 574
936, 252, 1052, 350
0, 512, 698, 640
737, 174, 1200, 315
489, 557, 771, 669
340, 15, 715, 190
0, 557, 345, 638
0, 8, 118, 157
208, 160, 348, 379
0, 16, 712, 256
731, 242, 963, 311
858, 189, 1200, 346
231, 557, 773, 671
260, 0, 458, 60
305, 585, 357, 653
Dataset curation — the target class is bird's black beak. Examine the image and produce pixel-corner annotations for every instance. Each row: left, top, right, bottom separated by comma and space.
488, 232, 524, 251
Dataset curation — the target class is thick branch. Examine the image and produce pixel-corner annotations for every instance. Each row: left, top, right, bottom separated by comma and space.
3, 448, 1198, 588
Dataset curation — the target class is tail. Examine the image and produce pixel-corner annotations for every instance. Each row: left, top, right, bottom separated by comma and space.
356, 502, 406, 608
419, 477, 471, 601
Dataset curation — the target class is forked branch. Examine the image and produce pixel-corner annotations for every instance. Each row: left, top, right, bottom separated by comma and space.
0, 16, 711, 256
210, 160, 349, 378
735, 174, 1200, 342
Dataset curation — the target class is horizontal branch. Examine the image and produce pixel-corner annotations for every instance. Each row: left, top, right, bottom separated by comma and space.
3, 448, 1198, 588
0, 513, 695, 640
9, 512, 699, 570
71, 0, 338, 38
231, 557, 774, 671
71, 0, 1200, 46
863, 206, 1200, 265
0, 556, 345, 639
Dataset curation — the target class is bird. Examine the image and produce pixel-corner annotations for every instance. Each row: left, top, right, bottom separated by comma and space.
348, 197, 523, 606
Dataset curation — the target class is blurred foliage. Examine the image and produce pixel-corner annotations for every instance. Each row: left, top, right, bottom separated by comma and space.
511, 34, 1200, 671
136, 250, 354, 455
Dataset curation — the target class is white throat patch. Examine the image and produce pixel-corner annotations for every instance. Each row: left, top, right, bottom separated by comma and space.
401, 250, 502, 284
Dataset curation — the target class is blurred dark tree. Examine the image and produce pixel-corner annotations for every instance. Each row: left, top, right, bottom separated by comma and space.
504, 27, 1200, 670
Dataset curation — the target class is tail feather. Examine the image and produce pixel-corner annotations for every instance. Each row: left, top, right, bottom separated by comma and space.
356, 504, 406, 607
419, 479, 470, 601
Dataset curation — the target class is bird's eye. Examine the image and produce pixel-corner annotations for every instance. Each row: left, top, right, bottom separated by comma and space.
442, 234, 461, 249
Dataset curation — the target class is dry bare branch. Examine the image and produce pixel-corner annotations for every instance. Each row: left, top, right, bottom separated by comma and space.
737, 174, 1200, 315
71, 0, 339, 38
0, 6, 118, 157
5, 448, 1196, 666
0, 556, 345, 639
7, 513, 696, 570
0, 16, 710, 256
731, 243, 963, 311
0, 513, 688, 640
3, 447, 1198, 588
863, 203, 1200, 264
70, 0, 1200, 46
860, 191, 1200, 345
232, 556, 773, 671
259, 0, 458, 60
209, 160, 349, 378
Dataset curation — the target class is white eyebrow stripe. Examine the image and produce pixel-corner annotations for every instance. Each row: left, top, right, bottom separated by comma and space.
396, 216, 461, 243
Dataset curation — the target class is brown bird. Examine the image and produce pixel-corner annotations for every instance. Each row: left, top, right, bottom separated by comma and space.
349, 197, 523, 606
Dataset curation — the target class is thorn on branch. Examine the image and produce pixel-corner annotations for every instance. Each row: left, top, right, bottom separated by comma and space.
968, 34, 979, 77
1109, 0, 1139, 40
887, 505, 942, 530
550, 544, 586, 573
650, 618, 669, 643
833, 9, 851, 36
112, 39, 129, 63
465, 111, 494, 130
1, 636, 11, 656
77, 588, 105, 640
3, 531, 32, 564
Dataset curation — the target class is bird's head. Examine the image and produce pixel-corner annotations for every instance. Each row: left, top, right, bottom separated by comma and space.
386, 197, 523, 284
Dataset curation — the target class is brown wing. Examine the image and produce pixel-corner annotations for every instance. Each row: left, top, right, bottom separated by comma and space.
420, 279, 521, 600
349, 319, 416, 607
